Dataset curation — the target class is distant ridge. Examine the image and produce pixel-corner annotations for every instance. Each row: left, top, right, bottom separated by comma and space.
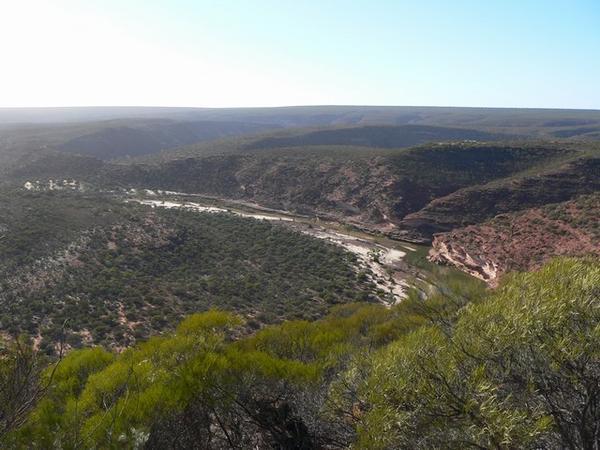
1, 105, 600, 132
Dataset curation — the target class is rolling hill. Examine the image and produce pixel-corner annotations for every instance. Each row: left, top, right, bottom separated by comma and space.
3, 105, 599, 177
6, 126, 597, 243
0, 118, 279, 167
56, 120, 279, 160
2, 110, 599, 285
3, 105, 600, 141
242, 124, 511, 150
1, 108, 599, 448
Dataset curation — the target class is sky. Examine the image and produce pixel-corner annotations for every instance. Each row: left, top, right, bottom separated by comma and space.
0, 0, 598, 109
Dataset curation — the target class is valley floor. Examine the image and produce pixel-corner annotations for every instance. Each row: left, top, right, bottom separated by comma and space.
128, 190, 477, 303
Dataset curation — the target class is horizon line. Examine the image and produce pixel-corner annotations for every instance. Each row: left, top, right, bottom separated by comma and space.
1, 104, 599, 112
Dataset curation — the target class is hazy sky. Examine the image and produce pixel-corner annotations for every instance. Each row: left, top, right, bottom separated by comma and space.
0, 0, 599, 109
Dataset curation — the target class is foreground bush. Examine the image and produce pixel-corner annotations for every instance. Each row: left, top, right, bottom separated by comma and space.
358, 258, 600, 449
5, 258, 598, 449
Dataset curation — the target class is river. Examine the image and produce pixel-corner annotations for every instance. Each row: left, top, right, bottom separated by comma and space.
129, 197, 416, 305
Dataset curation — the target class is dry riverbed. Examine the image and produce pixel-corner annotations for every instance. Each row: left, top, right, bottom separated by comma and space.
129, 197, 414, 305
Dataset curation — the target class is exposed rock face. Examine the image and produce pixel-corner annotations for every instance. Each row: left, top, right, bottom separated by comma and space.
429, 194, 600, 285
428, 238, 499, 283
7, 139, 597, 247
106, 154, 404, 228
99, 144, 578, 237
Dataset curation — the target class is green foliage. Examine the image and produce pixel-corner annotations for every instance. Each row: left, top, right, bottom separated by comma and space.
5, 258, 599, 449
358, 258, 600, 449
7, 284, 478, 448
15, 347, 114, 449
15, 310, 325, 448
0, 192, 377, 352
0, 338, 48, 445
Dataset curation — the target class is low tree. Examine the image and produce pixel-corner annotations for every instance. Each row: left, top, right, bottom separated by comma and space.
358, 258, 600, 449
0, 338, 50, 444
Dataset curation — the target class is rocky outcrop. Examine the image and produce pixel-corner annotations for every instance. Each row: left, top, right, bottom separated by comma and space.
429, 238, 499, 283
428, 193, 600, 285
99, 143, 577, 237
8, 140, 594, 246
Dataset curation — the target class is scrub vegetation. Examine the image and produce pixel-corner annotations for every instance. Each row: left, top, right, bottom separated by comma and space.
0, 190, 376, 353
0, 258, 597, 449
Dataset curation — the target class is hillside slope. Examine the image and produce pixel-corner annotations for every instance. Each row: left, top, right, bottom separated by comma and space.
9, 258, 599, 449
0, 119, 278, 167
399, 155, 600, 237
5, 123, 598, 252
58, 120, 277, 160
7, 140, 593, 242
99, 142, 584, 238
429, 194, 600, 284
0, 190, 376, 353
243, 125, 511, 150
